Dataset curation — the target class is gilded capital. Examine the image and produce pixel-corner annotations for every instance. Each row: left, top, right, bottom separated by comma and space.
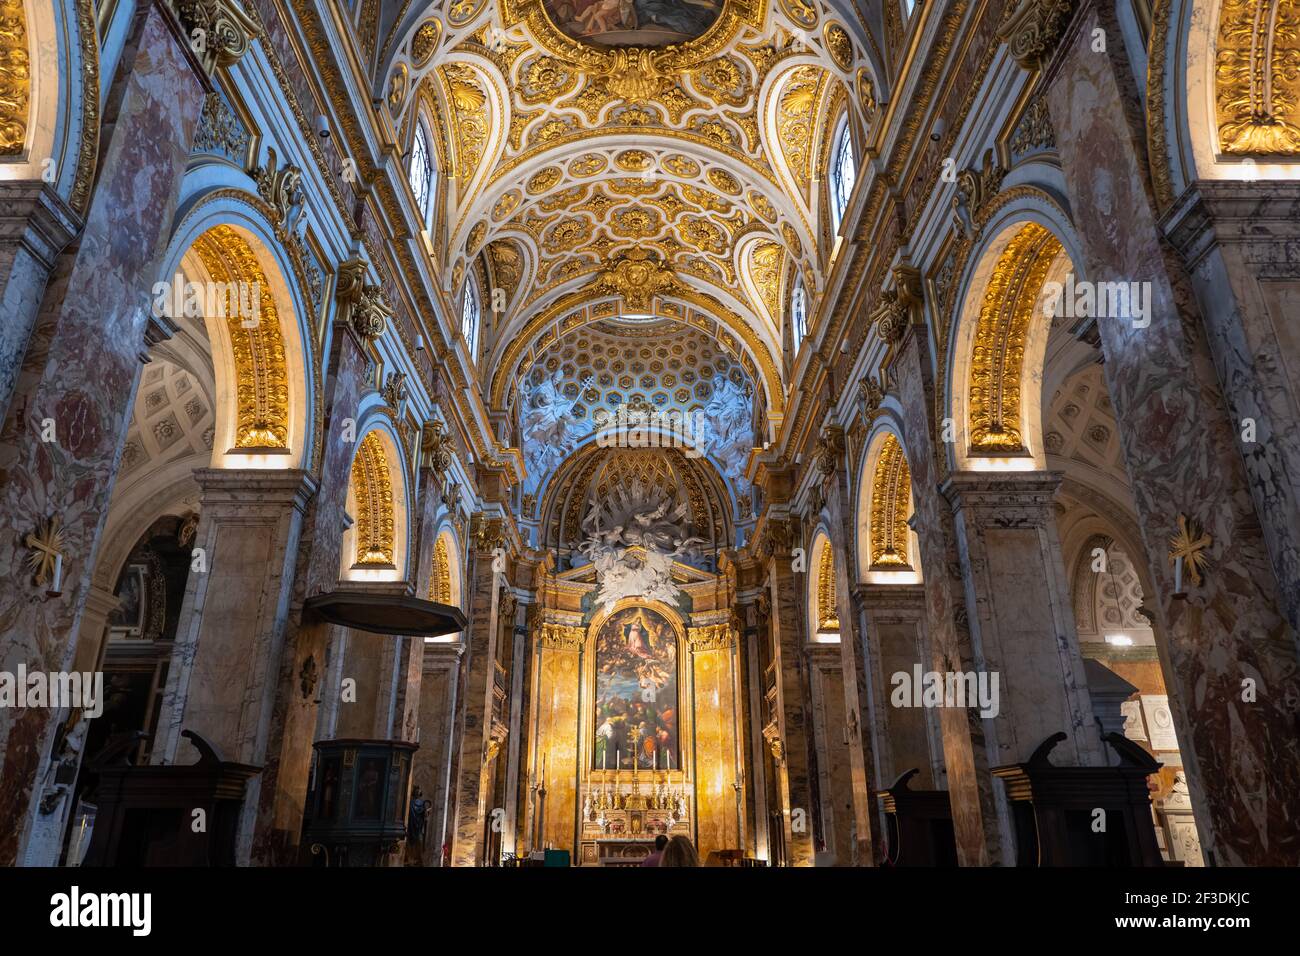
169, 0, 261, 76
998, 0, 1076, 73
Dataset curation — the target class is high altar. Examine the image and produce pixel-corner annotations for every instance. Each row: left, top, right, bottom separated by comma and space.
524, 578, 746, 865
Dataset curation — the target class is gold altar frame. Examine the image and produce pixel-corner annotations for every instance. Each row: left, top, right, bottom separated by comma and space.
578, 597, 694, 791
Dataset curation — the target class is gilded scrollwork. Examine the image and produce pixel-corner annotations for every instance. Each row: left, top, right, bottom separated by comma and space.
869, 434, 912, 569
352, 431, 396, 566
967, 222, 1062, 455
1215, 0, 1300, 154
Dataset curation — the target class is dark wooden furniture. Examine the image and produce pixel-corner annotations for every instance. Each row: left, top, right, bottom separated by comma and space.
874, 768, 958, 866
993, 731, 1163, 866
81, 730, 260, 866
302, 738, 417, 867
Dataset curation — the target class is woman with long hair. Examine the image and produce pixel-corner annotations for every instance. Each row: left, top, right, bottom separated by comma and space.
658, 835, 699, 867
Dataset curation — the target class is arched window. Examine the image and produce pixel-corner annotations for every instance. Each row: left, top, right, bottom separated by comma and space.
409, 121, 436, 225
790, 276, 808, 352
903, 0, 918, 17
831, 117, 856, 231
461, 277, 481, 358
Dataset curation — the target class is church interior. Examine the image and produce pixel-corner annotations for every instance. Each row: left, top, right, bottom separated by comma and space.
1, 0, 1298, 873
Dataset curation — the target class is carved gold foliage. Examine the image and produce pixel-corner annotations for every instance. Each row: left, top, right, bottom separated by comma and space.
824, 23, 854, 71
488, 239, 522, 303
193, 226, 291, 450
749, 241, 783, 322
591, 249, 678, 310
777, 67, 824, 192
0, 0, 29, 155
352, 431, 395, 566
526, 165, 562, 193
817, 544, 839, 631
430, 534, 452, 602
870, 434, 912, 569
442, 64, 489, 192
411, 19, 441, 65
1215, 0, 1300, 154
967, 222, 1062, 454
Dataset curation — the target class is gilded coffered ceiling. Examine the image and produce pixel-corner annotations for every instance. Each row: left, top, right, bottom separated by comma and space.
386, 0, 878, 414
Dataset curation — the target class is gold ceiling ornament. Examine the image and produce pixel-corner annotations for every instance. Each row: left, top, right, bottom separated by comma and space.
448, 0, 487, 27
823, 23, 855, 71
870, 434, 912, 569
430, 534, 452, 603
1169, 514, 1212, 589
165, 0, 261, 76
1215, 0, 1300, 154
781, 0, 819, 30
967, 222, 1062, 454
351, 431, 396, 567
441, 63, 490, 196
0, 0, 29, 155
24, 515, 66, 589
525, 166, 562, 193
748, 241, 784, 322
817, 543, 840, 631
487, 239, 523, 303
707, 168, 742, 194
411, 18, 441, 65
603, 48, 667, 103
776, 66, 824, 193
193, 225, 292, 450
568, 153, 607, 177
997, 0, 1077, 73
589, 249, 679, 311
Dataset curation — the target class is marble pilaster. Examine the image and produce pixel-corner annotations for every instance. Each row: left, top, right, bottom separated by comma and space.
410, 640, 462, 864
0, 0, 209, 865
858, 584, 943, 791
448, 519, 505, 866
891, 329, 1003, 865
766, 529, 817, 866
824, 446, 882, 864
0, 182, 79, 424
1162, 182, 1300, 632
942, 471, 1105, 854
1045, 1, 1300, 865
805, 641, 854, 865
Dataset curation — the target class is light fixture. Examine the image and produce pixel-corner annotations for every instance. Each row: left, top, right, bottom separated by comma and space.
1105, 634, 1133, 646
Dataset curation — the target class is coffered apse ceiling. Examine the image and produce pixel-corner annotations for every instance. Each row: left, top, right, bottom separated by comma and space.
379, 0, 882, 435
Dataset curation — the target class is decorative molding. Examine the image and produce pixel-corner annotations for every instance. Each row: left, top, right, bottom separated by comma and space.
869, 434, 912, 569
0, 0, 29, 156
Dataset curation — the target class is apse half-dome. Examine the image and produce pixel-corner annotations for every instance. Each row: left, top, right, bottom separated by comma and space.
542, 0, 724, 48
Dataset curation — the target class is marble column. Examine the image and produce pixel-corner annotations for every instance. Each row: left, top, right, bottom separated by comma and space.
764, 519, 817, 866
1162, 182, 1300, 631
411, 640, 462, 865
0, 183, 79, 424
858, 584, 943, 791
0, 0, 209, 865
1044, 0, 1300, 865
823, 434, 882, 864
448, 516, 505, 866
892, 329, 1002, 865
